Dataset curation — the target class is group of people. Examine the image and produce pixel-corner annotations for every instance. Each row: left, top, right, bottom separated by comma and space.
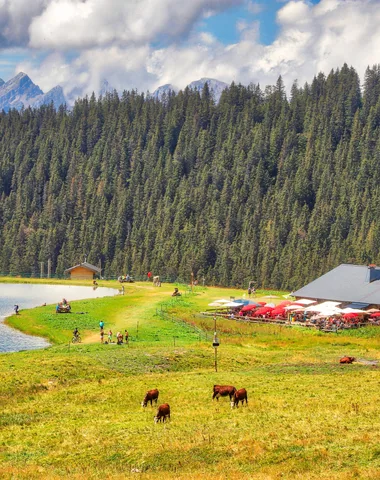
305, 316, 365, 331
118, 274, 132, 283
99, 320, 129, 344
56, 298, 71, 313
247, 281, 256, 298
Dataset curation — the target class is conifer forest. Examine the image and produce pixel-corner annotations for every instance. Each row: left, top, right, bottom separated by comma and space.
1, 64, 380, 289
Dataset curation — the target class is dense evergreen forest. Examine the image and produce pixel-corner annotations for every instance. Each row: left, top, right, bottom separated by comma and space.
1, 63, 380, 289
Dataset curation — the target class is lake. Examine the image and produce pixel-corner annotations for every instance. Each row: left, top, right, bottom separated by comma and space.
0, 284, 118, 353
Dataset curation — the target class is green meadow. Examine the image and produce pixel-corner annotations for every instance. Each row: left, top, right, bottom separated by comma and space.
1, 279, 379, 479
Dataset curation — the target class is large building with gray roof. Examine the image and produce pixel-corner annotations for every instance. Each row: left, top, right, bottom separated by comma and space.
293, 264, 380, 307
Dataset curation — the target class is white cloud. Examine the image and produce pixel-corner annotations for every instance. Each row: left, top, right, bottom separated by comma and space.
27, 0, 243, 50
277, 1, 311, 25
7, 0, 380, 103
0, 0, 46, 47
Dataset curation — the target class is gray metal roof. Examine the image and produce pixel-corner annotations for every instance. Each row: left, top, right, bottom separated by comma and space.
293, 264, 380, 305
64, 262, 102, 274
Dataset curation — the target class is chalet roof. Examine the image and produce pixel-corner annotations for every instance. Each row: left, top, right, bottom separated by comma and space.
64, 262, 102, 274
293, 264, 380, 305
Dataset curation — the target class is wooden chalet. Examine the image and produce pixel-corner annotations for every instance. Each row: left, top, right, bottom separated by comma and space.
64, 262, 101, 280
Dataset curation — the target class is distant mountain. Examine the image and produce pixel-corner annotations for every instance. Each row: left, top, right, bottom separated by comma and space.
0, 73, 44, 111
31, 86, 66, 110
152, 84, 178, 100
99, 79, 115, 96
187, 78, 229, 102
0, 73, 229, 111
152, 78, 229, 103
0, 72, 66, 112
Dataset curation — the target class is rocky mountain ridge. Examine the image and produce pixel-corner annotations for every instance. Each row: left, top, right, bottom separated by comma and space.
0, 73, 229, 111
152, 78, 229, 103
0, 73, 65, 112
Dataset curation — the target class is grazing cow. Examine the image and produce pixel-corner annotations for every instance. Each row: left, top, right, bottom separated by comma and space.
231, 388, 248, 408
153, 275, 161, 287
141, 389, 159, 407
154, 403, 170, 423
340, 356, 356, 364
212, 385, 236, 401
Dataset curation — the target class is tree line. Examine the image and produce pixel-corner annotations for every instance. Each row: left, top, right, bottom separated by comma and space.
1, 63, 380, 290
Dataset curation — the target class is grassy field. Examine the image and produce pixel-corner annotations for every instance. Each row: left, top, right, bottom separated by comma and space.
1, 279, 380, 479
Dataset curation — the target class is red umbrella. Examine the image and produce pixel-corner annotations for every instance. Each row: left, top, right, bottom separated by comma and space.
257, 301, 266, 306
279, 300, 292, 306
254, 306, 274, 316
343, 313, 359, 319
271, 306, 285, 314
370, 312, 380, 318
241, 304, 258, 313
270, 308, 286, 318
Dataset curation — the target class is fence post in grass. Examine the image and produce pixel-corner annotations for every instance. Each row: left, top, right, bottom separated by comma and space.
212, 316, 219, 372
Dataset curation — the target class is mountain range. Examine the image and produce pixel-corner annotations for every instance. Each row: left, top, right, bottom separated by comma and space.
151, 78, 229, 102
0, 73, 229, 112
0, 73, 65, 112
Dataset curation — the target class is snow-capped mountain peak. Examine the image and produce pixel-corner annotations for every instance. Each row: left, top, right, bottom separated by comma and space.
187, 78, 229, 102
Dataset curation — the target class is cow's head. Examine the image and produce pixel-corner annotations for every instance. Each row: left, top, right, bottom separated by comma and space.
154, 416, 159, 423
230, 401, 235, 409
141, 401, 146, 407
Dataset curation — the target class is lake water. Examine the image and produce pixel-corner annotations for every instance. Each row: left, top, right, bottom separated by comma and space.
0, 284, 118, 353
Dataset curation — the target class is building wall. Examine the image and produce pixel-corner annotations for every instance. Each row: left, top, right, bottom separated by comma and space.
69, 266, 94, 280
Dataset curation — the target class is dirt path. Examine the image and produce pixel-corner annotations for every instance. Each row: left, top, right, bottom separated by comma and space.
84, 282, 176, 344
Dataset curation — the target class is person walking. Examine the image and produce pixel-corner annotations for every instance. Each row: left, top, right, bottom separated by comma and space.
99, 320, 105, 331
100, 330, 104, 343
108, 329, 113, 343
14, 305, 19, 315
124, 330, 129, 344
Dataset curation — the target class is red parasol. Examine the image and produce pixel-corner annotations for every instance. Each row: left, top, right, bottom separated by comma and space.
343, 313, 359, 319
241, 304, 258, 313
270, 307, 286, 318
254, 306, 274, 316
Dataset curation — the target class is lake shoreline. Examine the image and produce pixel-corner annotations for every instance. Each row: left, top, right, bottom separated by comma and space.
0, 280, 120, 353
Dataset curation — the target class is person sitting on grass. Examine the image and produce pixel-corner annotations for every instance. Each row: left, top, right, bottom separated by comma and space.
116, 332, 123, 345
172, 287, 181, 297
73, 327, 79, 339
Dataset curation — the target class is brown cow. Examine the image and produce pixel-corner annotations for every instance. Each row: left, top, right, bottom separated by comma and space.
340, 356, 356, 364
231, 388, 248, 408
212, 385, 236, 401
154, 403, 170, 423
141, 389, 159, 407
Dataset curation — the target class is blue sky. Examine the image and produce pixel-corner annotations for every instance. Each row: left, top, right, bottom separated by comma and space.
1, 0, 379, 102
200, 0, 322, 45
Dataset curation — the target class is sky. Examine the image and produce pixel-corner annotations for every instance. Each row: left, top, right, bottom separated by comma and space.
0, 0, 380, 103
